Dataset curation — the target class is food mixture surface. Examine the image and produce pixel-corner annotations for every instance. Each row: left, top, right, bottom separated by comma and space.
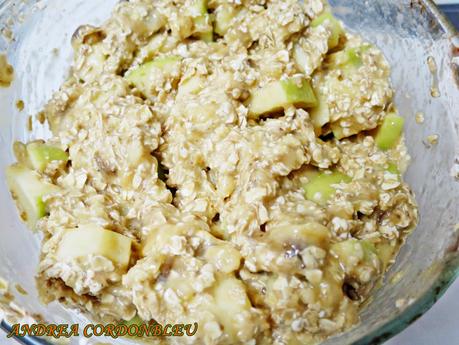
6, 0, 419, 344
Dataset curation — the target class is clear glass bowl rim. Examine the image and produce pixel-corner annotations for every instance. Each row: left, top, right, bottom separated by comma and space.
0, 1, 458, 345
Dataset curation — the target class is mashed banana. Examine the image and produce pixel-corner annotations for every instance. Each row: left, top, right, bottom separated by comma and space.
6, 0, 418, 344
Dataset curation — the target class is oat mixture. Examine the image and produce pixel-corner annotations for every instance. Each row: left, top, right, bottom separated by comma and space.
6, 0, 418, 344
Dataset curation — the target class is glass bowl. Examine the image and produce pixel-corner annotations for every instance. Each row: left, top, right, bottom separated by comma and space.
0, 0, 458, 344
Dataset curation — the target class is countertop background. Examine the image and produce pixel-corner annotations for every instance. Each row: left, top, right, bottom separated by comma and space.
387, 281, 459, 345
0, 1, 458, 345
437, 0, 459, 28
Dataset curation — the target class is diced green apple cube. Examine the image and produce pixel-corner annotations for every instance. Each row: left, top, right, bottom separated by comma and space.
196, 29, 213, 42
293, 43, 309, 74
375, 114, 405, 151
331, 239, 363, 261
57, 224, 132, 269
248, 79, 317, 118
361, 240, 377, 258
347, 48, 363, 66
327, 45, 371, 72
125, 55, 181, 94
189, 0, 213, 42
309, 91, 330, 131
178, 75, 206, 97
331, 122, 361, 140
310, 12, 344, 49
137, 33, 167, 62
328, 48, 361, 68
387, 162, 400, 176
214, 5, 238, 36
149, 56, 182, 70
292, 40, 329, 75
303, 171, 351, 205
6, 164, 59, 229
26, 142, 68, 172
331, 238, 379, 270
199, 31, 213, 42
193, 15, 213, 42
189, 0, 207, 17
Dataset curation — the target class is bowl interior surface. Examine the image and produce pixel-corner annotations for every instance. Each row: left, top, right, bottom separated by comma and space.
0, 0, 458, 344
